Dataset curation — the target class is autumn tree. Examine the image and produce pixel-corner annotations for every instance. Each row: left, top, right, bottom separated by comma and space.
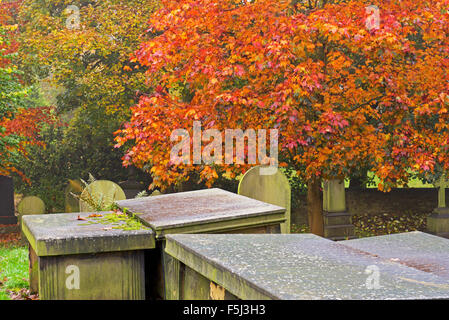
16, 0, 159, 183
115, 0, 449, 236
0, 1, 48, 177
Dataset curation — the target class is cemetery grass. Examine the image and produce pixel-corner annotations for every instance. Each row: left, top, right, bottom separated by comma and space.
291, 211, 429, 238
0, 236, 32, 300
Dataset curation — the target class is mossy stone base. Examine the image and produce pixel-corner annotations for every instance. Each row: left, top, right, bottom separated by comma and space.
38, 250, 146, 300
323, 211, 355, 241
427, 209, 449, 238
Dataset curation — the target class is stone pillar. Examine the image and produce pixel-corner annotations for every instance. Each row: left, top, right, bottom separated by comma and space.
322, 179, 355, 241
427, 175, 449, 238
0, 176, 17, 225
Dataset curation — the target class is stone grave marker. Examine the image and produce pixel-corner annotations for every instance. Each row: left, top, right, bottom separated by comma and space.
115, 188, 286, 299
65, 179, 82, 213
22, 212, 155, 300
322, 179, 355, 240
151, 190, 162, 196
164, 233, 449, 300
238, 165, 291, 233
427, 174, 449, 238
79, 180, 126, 212
17, 196, 46, 217
0, 176, 17, 225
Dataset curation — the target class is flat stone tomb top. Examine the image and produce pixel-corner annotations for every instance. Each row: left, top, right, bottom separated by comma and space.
342, 231, 449, 280
22, 212, 155, 257
116, 188, 286, 233
165, 233, 449, 300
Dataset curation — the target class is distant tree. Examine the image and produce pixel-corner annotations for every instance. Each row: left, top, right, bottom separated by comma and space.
0, 1, 49, 178
16, 0, 159, 183
116, 0, 449, 235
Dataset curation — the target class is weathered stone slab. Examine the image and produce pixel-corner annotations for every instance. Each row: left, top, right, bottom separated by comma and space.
22, 212, 155, 300
165, 233, 449, 300
342, 231, 449, 280
116, 188, 286, 300
0, 176, 17, 225
238, 165, 291, 233
116, 188, 286, 239
22, 212, 155, 256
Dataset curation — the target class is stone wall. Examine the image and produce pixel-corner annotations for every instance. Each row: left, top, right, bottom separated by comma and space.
292, 188, 444, 225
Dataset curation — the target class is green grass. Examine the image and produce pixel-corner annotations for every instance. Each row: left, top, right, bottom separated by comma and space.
0, 244, 29, 300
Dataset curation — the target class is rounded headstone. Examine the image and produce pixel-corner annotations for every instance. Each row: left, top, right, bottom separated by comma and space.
151, 190, 162, 196
238, 165, 291, 233
79, 180, 126, 212
65, 179, 83, 213
17, 196, 46, 216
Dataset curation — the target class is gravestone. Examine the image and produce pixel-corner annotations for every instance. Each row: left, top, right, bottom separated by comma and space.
151, 190, 162, 196
17, 196, 46, 217
238, 165, 291, 233
22, 212, 155, 300
322, 179, 355, 240
427, 174, 449, 238
0, 176, 17, 225
115, 188, 286, 299
164, 233, 449, 300
79, 180, 126, 212
65, 179, 82, 212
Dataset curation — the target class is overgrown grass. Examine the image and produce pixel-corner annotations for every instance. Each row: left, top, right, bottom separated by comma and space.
0, 243, 29, 300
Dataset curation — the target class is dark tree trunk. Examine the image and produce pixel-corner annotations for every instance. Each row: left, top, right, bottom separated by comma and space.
349, 177, 364, 189
307, 177, 324, 236
349, 169, 368, 189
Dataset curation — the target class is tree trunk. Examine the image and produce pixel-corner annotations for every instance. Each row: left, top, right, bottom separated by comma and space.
349, 169, 368, 189
307, 177, 324, 236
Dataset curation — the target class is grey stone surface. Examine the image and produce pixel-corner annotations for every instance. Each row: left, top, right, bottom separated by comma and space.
166, 233, 449, 299
342, 231, 449, 280
22, 212, 155, 256
116, 188, 285, 232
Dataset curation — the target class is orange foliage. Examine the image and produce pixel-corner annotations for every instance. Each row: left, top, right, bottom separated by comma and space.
115, 0, 449, 191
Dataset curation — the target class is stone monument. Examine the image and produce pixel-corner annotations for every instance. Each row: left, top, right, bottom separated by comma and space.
17, 196, 46, 218
238, 165, 291, 233
427, 174, 449, 238
322, 179, 355, 240
79, 180, 126, 212
65, 179, 82, 212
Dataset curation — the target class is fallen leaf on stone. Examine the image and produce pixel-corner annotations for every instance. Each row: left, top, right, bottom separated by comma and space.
390, 258, 400, 262
77, 215, 88, 221
88, 213, 103, 218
